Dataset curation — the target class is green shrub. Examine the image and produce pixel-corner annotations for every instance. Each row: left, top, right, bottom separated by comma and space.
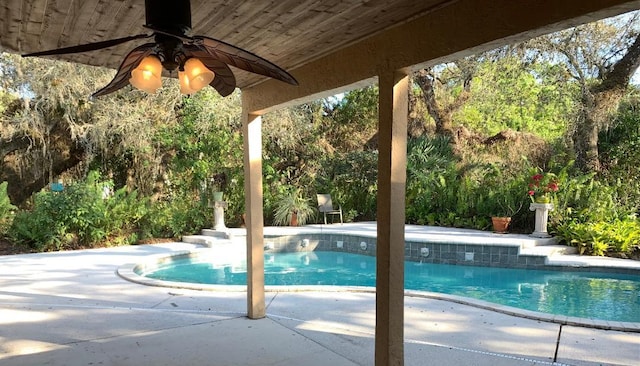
166, 198, 209, 237
0, 182, 16, 235
555, 219, 640, 256
140, 191, 211, 239
10, 190, 69, 251
405, 136, 530, 232
102, 187, 148, 245
316, 150, 378, 222
548, 159, 640, 256
9, 172, 150, 251
599, 102, 640, 217
138, 201, 173, 239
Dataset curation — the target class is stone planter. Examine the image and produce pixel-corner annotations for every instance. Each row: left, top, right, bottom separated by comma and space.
529, 202, 553, 238
212, 191, 224, 202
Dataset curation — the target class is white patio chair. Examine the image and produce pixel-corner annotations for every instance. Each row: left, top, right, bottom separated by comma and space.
316, 194, 343, 224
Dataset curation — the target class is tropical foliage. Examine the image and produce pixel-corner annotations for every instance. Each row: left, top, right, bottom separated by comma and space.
0, 182, 16, 236
10, 172, 147, 251
272, 188, 316, 226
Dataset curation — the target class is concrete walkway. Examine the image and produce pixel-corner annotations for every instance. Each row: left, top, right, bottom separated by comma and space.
1, 240, 638, 365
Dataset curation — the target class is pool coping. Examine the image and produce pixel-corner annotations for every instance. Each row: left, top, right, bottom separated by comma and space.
117, 248, 640, 333
222, 223, 640, 273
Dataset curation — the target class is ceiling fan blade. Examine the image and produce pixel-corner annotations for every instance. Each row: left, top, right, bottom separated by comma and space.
92, 44, 156, 98
143, 24, 193, 43
186, 48, 236, 96
23, 34, 151, 57
202, 60, 236, 97
194, 36, 298, 86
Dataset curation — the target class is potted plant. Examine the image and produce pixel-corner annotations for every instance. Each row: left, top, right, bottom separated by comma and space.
273, 188, 316, 226
491, 216, 511, 233
203, 173, 226, 206
527, 172, 559, 203
490, 188, 524, 233
527, 171, 560, 237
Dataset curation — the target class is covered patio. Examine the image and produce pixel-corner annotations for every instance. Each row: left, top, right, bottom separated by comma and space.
2, 1, 640, 364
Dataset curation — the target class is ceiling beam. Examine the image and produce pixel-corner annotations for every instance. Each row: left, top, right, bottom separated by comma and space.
242, 0, 640, 114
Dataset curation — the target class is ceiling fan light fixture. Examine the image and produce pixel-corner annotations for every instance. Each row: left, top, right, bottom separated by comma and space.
183, 57, 215, 92
178, 70, 196, 95
23, 0, 297, 97
129, 55, 163, 93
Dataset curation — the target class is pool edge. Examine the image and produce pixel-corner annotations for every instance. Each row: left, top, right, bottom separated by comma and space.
116, 249, 640, 333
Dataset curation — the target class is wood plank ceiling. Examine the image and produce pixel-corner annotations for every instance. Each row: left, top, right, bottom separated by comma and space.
0, 0, 448, 89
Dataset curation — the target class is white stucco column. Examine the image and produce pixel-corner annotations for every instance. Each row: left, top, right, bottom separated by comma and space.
376, 70, 408, 366
242, 105, 265, 319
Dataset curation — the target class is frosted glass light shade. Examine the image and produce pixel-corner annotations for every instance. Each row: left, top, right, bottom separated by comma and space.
183, 58, 214, 91
178, 71, 196, 95
129, 55, 162, 93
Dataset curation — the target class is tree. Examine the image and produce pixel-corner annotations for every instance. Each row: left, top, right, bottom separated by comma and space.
321, 87, 379, 150
0, 53, 103, 204
0, 53, 182, 205
456, 55, 577, 140
534, 14, 640, 172
413, 58, 477, 140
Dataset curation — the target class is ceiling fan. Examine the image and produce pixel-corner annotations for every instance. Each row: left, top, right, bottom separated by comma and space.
22, 0, 298, 98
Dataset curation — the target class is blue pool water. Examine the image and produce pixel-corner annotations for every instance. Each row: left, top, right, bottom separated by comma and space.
138, 251, 640, 322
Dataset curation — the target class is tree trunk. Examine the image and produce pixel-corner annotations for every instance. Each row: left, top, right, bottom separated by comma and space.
573, 89, 626, 172
407, 86, 430, 138
414, 65, 473, 142
573, 33, 640, 172
0, 122, 83, 206
414, 68, 454, 137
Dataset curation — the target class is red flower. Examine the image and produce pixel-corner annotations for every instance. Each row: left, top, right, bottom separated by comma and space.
527, 172, 560, 202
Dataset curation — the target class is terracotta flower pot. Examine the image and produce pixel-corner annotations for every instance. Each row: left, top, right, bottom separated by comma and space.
491, 216, 511, 233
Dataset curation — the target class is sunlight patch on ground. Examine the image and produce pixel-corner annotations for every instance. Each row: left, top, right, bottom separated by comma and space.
0, 308, 54, 324
493, 325, 554, 338
0, 338, 66, 358
295, 319, 374, 337
2, 282, 90, 300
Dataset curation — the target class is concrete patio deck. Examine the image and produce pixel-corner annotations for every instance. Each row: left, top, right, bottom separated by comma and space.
1, 225, 638, 365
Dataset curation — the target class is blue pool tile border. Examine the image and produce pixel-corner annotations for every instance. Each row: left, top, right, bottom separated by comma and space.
259, 232, 639, 275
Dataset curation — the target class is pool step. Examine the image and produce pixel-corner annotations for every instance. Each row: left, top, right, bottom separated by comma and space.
519, 244, 578, 257
200, 229, 230, 239
182, 234, 233, 248
200, 228, 247, 239
518, 236, 559, 249
518, 236, 580, 259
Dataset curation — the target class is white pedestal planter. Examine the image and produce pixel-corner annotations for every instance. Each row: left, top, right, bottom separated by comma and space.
529, 202, 553, 238
213, 200, 228, 231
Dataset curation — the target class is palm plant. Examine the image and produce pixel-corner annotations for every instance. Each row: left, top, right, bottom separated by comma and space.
273, 188, 316, 226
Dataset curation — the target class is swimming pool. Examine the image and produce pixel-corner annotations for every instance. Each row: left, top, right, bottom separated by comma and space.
136, 251, 640, 323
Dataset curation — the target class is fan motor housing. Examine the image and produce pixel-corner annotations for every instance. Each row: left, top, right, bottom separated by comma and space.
145, 0, 192, 34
